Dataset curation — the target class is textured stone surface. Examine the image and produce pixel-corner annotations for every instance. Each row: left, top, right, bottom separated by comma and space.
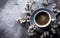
0, 0, 60, 38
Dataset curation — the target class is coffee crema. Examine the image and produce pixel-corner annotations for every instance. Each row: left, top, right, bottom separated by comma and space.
35, 12, 50, 25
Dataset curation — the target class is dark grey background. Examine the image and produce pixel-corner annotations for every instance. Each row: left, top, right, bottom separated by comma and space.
0, 0, 60, 38
0, 0, 28, 38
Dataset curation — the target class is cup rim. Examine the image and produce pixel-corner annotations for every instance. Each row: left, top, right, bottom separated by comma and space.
34, 10, 51, 27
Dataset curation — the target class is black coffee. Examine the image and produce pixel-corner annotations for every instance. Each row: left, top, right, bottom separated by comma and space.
35, 12, 50, 25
